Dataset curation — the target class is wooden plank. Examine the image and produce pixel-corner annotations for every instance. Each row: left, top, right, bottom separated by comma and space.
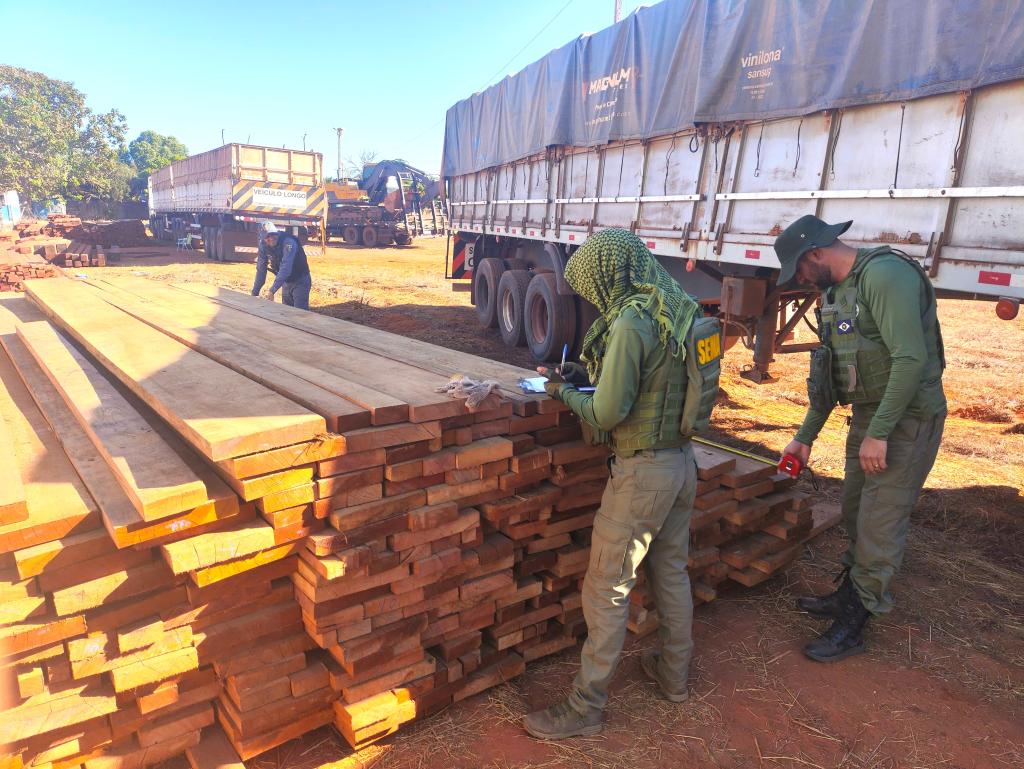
87, 277, 408, 426
109, 646, 199, 692
51, 560, 173, 616
219, 437, 343, 479
24, 280, 325, 460
17, 321, 210, 521
95, 278, 460, 423
161, 519, 277, 574
185, 725, 246, 769
0, 306, 99, 555
0, 327, 239, 549
81, 283, 373, 433
173, 282, 540, 401
0, 419, 27, 525
13, 528, 114, 579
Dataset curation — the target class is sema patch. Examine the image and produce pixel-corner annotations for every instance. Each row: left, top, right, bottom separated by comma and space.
837, 318, 855, 335
695, 333, 721, 366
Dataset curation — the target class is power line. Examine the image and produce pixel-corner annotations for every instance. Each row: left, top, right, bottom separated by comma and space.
477, 0, 577, 92
402, 0, 578, 150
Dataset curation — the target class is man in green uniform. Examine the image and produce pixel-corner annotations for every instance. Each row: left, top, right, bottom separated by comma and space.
776, 215, 946, 663
523, 228, 719, 740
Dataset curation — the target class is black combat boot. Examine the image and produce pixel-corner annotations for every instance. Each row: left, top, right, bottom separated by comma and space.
803, 586, 870, 663
796, 567, 851, 620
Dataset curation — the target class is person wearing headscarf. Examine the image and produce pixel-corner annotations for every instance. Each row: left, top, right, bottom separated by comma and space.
524, 228, 702, 740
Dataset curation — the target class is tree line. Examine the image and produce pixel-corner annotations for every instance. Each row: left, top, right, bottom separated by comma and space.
0, 65, 188, 205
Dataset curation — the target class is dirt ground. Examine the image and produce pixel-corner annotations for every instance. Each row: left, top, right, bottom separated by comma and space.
96, 237, 1023, 769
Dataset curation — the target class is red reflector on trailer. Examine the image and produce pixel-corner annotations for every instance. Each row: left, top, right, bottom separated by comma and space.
979, 270, 1011, 286
568, 235, 575, 241
996, 297, 1020, 321
646, 241, 656, 248
745, 249, 761, 259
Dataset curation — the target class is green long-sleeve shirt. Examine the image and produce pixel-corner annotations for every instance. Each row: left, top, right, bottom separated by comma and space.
559, 306, 664, 436
795, 251, 945, 444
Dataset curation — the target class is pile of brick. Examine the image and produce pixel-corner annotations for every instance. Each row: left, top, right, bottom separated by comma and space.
1, 276, 834, 769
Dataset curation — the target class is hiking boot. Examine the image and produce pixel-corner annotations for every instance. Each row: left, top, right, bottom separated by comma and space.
523, 698, 602, 740
641, 650, 689, 703
797, 568, 852, 620
804, 587, 871, 663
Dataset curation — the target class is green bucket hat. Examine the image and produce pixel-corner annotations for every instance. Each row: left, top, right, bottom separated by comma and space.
773, 215, 852, 285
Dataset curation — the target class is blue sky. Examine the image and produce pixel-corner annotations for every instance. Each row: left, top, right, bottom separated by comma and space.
1, 0, 646, 176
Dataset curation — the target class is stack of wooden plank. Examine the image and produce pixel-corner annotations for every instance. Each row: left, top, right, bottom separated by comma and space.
42, 215, 84, 238
0, 276, 834, 768
0, 254, 60, 292
57, 243, 106, 268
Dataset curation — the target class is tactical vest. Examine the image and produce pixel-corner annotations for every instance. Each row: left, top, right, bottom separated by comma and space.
811, 247, 945, 410
268, 233, 311, 283
606, 311, 722, 456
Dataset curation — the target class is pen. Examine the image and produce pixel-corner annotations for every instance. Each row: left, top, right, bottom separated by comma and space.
560, 343, 568, 374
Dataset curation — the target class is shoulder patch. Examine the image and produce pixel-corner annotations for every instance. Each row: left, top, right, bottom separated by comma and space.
695, 331, 722, 366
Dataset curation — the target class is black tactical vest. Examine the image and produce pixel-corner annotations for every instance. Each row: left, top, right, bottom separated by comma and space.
268, 233, 311, 282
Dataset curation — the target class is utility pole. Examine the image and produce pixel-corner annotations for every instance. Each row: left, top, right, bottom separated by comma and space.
302, 133, 307, 150
335, 127, 344, 181
614, 0, 621, 22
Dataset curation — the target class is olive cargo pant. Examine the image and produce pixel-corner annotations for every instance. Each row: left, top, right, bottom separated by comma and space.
567, 444, 697, 715
841, 405, 946, 615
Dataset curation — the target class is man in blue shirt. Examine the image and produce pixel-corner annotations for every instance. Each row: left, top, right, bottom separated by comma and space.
251, 222, 313, 310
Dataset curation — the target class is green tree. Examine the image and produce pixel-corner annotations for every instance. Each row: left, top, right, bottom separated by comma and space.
0, 65, 135, 203
126, 130, 188, 198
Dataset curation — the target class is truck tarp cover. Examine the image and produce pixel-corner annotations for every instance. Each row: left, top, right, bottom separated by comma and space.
442, 0, 1024, 176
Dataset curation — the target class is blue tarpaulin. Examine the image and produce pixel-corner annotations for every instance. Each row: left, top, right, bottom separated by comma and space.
442, 0, 1024, 176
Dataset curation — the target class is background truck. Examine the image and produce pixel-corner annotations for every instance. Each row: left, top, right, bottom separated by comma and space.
149, 143, 325, 261
326, 160, 448, 247
442, 0, 1024, 375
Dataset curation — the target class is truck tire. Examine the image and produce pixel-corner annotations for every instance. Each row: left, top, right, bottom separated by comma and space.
362, 226, 379, 248
214, 229, 225, 261
473, 258, 505, 329
394, 231, 412, 246
343, 225, 361, 244
525, 272, 577, 362
497, 270, 532, 347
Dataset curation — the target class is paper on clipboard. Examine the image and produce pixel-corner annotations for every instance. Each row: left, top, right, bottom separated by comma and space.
518, 377, 549, 393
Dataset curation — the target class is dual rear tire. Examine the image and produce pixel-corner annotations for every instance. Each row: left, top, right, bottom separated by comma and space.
474, 259, 577, 362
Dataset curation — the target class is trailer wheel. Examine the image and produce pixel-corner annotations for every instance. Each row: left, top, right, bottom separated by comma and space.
525, 272, 577, 362
497, 270, 532, 347
362, 226, 379, 248
473, 258, 505, 329
394, 231, 412, 246
343, 225, 361, 244
214, 229, 225, 261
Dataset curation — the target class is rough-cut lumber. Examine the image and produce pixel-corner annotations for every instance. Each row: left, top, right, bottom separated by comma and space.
25, 280, 325, 460
185, 726, 246, 769
0, 312, 99, 555
161, 519, 277, 574
173, 282, 540, 401
0, 319, 239, 548
0, 419, 28, 525
84, 278, 406, 428
17, 321, 210, 520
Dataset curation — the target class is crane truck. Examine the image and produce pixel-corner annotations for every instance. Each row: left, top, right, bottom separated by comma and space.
442, 0, 1024, 379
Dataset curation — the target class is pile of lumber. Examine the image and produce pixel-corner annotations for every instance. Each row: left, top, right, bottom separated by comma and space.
0, 254, 61, 292
41, 215, 84, 238
57, 243, 108, 268
1, 276, 834, 768
57, 220, 150, 248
